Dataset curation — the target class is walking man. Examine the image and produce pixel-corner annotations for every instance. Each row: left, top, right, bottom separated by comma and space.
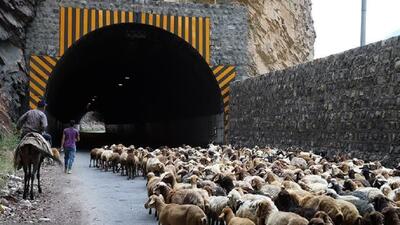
16, 100, 50, 142
61, 120, 80, 174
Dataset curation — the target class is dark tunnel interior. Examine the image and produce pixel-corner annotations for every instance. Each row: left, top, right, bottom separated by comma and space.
46, 23, 224, 148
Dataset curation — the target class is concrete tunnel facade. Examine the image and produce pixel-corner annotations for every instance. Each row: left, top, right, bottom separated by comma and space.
26, 5, 245, 148
46, 23, 223, 147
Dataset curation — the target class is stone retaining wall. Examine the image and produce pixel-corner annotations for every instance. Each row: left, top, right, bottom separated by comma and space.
228, 36, 400, 166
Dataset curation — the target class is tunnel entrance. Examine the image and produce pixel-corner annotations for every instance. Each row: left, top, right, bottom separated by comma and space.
46, 23, 223, 148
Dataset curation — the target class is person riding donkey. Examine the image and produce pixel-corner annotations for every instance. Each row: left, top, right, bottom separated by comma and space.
14, 100, 62, 200
16, 100, 52, 145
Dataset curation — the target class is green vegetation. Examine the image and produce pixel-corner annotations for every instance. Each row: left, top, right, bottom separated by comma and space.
0, 131, 19, 189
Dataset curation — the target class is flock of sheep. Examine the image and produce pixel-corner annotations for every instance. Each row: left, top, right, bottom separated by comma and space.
89, 144, 400, 225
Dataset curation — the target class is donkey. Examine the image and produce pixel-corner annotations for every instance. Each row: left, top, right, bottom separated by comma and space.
14, 140, 61, 200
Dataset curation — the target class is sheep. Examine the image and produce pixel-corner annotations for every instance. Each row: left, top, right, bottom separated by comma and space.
264, 211, 308, 225
251, 178, 281, 199
153, 181, 206, 211
227, 188, 243, 211
161, 172, 191, 190
274, 189, 317, 220
119, 151, 128, 176
207, 196, 229, 225
300, 175, 328, 193
236, 196, 277, 225
325, 189, 374, 216
144, 195, 207, 225
354, 187, 384, 201
213, 173, 235, 193
371, 195, 396, 212
299, 195, 344, 225
146, 157, 165, 176
88, 144, 400, 225
50, 148, 61, 165
219, 207, 255, 225
100, 150, 113, 171
308, 218, 329, 225
336, 199, 362, 225
126, 149, 136, 180
291, 157, 308, 170
89, 148, 98, 168
381, 207, 400, 225
310, 211, 334, 225
95, 148, 105, 168
282, 180, 303, 191
89, 148, 98, 167
109, 152, 120, 173
388, 188, 400, 202
360, 211, 384, 225
146, 172, 161, 215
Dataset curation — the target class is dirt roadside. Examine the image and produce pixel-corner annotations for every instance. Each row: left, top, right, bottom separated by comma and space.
0, 164, 87, 225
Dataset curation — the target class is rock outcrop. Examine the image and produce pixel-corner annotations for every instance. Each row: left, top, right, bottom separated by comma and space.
165, 0, 316, 75
0, 0, 39, 131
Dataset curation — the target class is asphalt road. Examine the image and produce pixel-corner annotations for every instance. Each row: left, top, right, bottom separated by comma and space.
67, 151, 156, 225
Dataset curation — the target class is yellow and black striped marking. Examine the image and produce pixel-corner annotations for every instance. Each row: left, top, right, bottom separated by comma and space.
28, 56, 58, 109
211, 65, 236, 127
59, 7, 210, 63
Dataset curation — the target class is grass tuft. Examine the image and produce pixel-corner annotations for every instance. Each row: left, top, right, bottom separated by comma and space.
0, 132, 19, 189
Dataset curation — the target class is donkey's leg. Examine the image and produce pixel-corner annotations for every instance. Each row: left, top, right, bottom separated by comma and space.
22, 164, 28, 200
37, 157, 43, 193
27, 163, 33, 200
30, 160, 39, 200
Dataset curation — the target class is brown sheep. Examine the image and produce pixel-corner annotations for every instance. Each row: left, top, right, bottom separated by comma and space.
219, 207, 255, 225
265, 211, 309, 225
360, 211, 384, 225
146, 157, 165, 176
336, 199, 362, 225
144, 195, 207, 225
300, 195, 344, 225
308, 218, 328, 225
161, 172, 191, 189
51, 148, 61, 165
312, 211, 334, 225
153, 182, 206, 211
126, 149, 136, 180
119, 151, 128, 176
100, 150, 113, 171
109, 152, 120, 173
381, 207, 400, 225
95, 148, 105, 168
274, 189, 317, 220
146, 172, 161, 216
89, 148, 98, 167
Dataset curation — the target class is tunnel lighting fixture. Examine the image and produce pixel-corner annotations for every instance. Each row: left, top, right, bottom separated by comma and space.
125, 76, 130, 80
92, 98, 96, 102
118, 83, 123, 87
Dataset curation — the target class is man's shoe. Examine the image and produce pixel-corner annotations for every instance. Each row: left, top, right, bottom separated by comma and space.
67, 170, 72, 174
64, 169, 67, 173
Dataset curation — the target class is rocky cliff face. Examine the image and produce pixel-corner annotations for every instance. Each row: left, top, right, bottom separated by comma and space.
166, 0, 316, 75
0, 0, 38, 134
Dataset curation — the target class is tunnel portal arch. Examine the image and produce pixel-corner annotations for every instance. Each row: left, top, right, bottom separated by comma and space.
44, 23, 224, 147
